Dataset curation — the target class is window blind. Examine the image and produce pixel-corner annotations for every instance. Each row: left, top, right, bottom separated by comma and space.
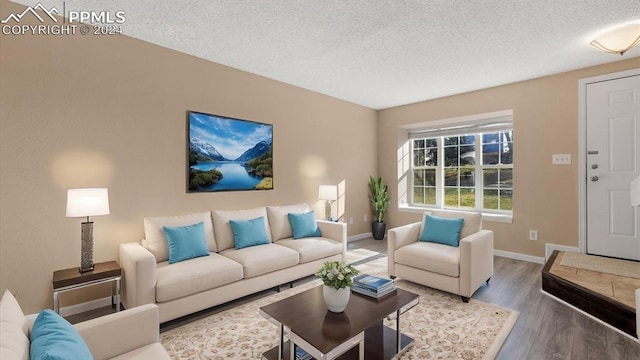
408, 116, 512, 139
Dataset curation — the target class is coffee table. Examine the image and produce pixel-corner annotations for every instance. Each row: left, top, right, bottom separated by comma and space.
259, 285, 419, 360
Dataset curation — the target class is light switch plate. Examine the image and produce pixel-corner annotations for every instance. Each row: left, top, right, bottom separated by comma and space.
552, 154, 571, 165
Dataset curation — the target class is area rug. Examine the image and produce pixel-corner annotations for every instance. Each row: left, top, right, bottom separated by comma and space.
560, 251, 640, 279
160, 257, 518, 359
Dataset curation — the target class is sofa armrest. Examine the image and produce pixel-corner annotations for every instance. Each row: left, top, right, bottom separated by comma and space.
387, 222, 421, 276
119, 242, 157, 310
317, 220, 347, 261
75, 304, 160, 360
459, 229, 494, 297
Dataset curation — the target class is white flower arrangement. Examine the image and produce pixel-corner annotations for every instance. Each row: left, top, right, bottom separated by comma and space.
315, 261, 359, 290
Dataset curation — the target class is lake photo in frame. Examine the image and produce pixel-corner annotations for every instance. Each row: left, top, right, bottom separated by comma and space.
187, 111, 273, 192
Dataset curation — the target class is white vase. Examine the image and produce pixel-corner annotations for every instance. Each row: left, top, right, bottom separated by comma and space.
323, 285, 350, 313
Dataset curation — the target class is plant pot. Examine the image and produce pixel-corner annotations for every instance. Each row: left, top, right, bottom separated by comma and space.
322, 285, 350, 313
371, 222, 386, 240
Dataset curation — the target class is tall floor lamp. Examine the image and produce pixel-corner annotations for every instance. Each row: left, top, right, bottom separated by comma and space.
318, 185, 337, 221
66, 188, 110, 273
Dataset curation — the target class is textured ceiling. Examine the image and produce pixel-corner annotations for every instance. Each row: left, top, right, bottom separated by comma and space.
14, 0, 640, 109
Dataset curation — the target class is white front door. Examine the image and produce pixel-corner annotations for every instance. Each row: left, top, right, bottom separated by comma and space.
586, 74, 640, 261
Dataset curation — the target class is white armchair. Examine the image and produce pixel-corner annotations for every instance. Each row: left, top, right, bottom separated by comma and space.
388, 210, 493, 302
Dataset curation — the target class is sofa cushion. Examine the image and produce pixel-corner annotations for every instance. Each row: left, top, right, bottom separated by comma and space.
288, 211, 321, 239
163, 222, 210, 264
395, 241, 460, 277
0, 289, 29, 360
30, 309, 94, 360
275, 238, 342, 264
0, 289, 28, 337
420, 210, 482, 240
156, 253, 244, 303
266, 203, 310, 241
229, 217, 270, 249
212, 207, 271, 252
108, 343, 171, 360
419, 215, 464, 247
143, 211, 216, 262
221, 244, 299, 278
1, 326, 29, 360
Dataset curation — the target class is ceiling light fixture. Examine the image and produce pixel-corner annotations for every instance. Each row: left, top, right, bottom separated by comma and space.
590, 22, 640, 56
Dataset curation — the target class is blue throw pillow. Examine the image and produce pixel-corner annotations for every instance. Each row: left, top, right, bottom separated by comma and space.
30, 309, 94, 360
288, 211, 321, 239
163, 222, 210, 264
419, 214, 464, 247
229, 216, 270, 249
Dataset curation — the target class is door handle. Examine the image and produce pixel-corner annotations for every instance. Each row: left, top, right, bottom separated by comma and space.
590, 176, 599, 182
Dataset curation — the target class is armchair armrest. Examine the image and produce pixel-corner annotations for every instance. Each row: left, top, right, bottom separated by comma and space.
119, 242, 157, 310
459, 230, 494, 298
75, 304, 160, 360
317, 220, 347, 261
387, 222, 421, 276
636, 289, 640, 342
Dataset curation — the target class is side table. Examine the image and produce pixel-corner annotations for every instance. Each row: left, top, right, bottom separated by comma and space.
52, 261, 122, 314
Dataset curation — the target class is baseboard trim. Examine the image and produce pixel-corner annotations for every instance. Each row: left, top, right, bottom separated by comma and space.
541, 289, 639, 343
59, 296, 113, 317
494, 250, 545, 264
348, 232, 373, 242
545, 243, 580, 260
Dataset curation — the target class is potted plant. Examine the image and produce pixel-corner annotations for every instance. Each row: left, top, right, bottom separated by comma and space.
369, 175, 390, 240
316, 261, 359, 312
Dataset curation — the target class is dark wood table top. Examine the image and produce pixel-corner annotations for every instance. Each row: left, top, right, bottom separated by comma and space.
260, 285, 419, 355
52, 261, 121, 289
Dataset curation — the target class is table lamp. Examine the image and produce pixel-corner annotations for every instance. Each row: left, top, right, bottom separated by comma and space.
66, 188, 110, 273
318, 185, 337, 221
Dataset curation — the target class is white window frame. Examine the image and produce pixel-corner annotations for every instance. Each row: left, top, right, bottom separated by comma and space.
398, 110, 514, 223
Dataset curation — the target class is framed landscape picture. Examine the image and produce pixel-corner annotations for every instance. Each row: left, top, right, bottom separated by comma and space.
187, 111, 273, 192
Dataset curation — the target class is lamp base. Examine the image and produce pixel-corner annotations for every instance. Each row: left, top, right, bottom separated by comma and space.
79, 265, 95, 273
80, 221, 94, 274
325, 200, 333, 221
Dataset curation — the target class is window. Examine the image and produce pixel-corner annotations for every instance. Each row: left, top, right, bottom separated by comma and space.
409, 112, 513, 214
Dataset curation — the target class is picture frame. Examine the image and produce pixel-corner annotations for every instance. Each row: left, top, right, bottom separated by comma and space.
187, 110, 273, 192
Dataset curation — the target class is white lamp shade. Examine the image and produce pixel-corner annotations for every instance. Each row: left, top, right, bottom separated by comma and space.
632, 176, 640, 207
318, 185, 337, 201
66, 188, 110, 217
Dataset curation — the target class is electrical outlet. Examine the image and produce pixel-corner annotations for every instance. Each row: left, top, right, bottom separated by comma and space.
552, 154, 571, 165
529, 230, 538, 241
349, 217, 353, 224
364, 214, 368, 222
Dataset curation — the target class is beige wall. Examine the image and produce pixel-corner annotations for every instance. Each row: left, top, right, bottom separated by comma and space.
378, 57, 639, 259
2, 0, 639, 315
0, 1, 377, 313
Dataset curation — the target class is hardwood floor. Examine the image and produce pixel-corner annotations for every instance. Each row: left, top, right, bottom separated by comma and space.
72, 237, 640, 359
356, 238, 640, 359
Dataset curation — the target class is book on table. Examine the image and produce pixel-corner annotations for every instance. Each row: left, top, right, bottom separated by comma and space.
351, 285, 396, 299
353, 274, 395, 292
295, 346, 312, 360
351, 274, 396, 299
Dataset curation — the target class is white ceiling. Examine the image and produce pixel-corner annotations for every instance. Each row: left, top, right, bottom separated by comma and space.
16, 1, 640, 109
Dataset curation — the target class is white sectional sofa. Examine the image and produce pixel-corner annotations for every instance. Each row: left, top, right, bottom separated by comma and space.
119, 204, 346, 323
